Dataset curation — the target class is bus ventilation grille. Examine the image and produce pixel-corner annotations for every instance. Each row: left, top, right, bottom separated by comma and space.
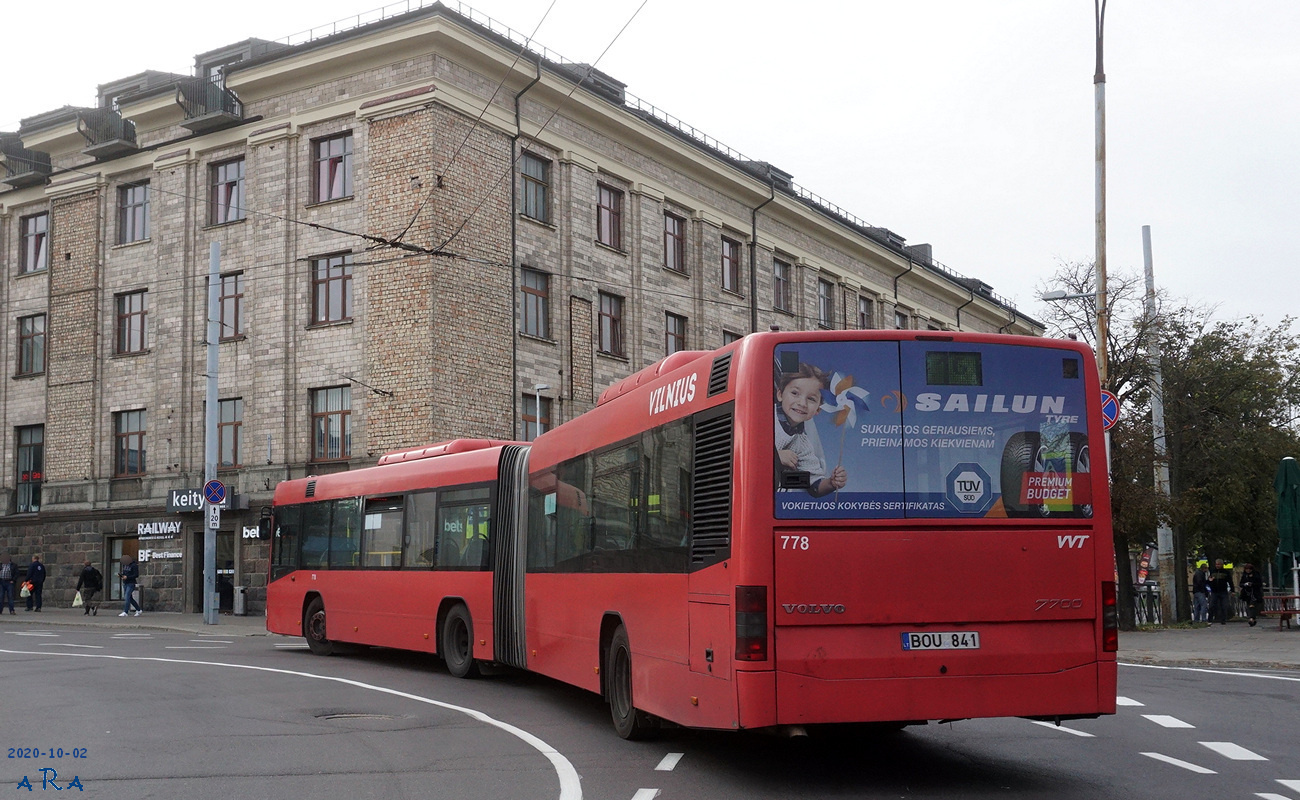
707, 352, 732, 396
305, 480, 317, 498
690, 410, 733, 567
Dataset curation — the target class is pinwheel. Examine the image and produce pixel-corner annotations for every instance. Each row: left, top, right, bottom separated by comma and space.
820, 372, 871, 429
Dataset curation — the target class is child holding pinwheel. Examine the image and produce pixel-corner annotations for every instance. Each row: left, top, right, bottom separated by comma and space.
775, 363, 848, 497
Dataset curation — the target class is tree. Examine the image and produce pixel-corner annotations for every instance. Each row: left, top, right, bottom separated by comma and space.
1038, 261, 1300, 627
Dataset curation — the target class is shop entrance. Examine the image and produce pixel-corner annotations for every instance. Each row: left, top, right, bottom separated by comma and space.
190, 531, 235, 612
109, 538, 140, 603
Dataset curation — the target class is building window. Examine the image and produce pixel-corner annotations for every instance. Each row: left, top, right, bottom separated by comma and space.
521, 152, 550, 223
19, 213, 48, 274
858, 296, 874, 329
218, 398, 243, 468
220, 273, 244, 339
115, 290, 148, 354
15, 425, 43, 513
521, 268, 550, 338
210, 158, 245, 224
598, 292, 624, 356
664, 213, 686, 273
723, 330, 742, 345
721, 237, 742, 293
773, 258, 792, 312
311, 386, 351, 461
597, 183, 622, 249
114, 410, 147, 477
523, 394, 551, 442
311, 253, 353, 324
17, 314, 45, 376
313, 133, 354, 203
665, 312, 687, 355
895, 310, 910, 330
118, 182, 150, 244
817, 279, 834, 328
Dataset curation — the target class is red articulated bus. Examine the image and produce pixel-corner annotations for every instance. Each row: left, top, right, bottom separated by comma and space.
267, 330, 1118, 738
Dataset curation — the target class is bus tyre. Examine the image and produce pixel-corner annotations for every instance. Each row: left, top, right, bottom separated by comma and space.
442, 604, 479, 679
607, 626, 657, 740
304, 597, 334, 656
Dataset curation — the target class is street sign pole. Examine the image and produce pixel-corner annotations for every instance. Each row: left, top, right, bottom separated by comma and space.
204, 243, 220, 626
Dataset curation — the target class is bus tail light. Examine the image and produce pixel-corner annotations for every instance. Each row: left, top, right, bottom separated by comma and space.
1101, 581, 1118, 652
735, 585, 768, 661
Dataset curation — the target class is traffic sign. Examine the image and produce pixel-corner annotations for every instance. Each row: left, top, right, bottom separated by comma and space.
207, 503, 221, 530
203, 480, 227, 505
1099, 390, 1120, 430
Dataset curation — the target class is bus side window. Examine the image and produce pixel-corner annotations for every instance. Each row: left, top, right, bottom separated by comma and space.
330, 498, 362, 568
404, 491, 438, 569
300, 502, 331, 569
271, 505, 302, 579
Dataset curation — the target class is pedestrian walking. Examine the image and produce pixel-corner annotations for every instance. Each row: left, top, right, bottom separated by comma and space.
1191, 562, 1211, 623
119, 555, 142, 616
0, 555, 16, 614
1208, 558, 1234, 625
75, 560, 103, 616
1239, 563, 1265, 627
25, 555, 46, 612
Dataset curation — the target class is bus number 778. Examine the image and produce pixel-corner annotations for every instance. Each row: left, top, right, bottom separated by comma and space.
781, 535, 810, 551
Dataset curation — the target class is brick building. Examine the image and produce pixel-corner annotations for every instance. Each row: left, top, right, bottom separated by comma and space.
0, 2, 1040, 614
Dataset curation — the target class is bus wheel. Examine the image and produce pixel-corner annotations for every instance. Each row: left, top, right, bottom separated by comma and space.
442, 604, 479, 678
303, 597, 334, 656
607, 626, 657, 740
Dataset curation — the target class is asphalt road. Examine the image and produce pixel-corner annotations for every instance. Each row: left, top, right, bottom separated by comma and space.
2, 626, 1297, 800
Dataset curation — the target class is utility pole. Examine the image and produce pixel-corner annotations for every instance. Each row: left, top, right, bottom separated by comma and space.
1144, 226, 1177, 623
204, 242, 220, 625
1094, 0, 1109, 388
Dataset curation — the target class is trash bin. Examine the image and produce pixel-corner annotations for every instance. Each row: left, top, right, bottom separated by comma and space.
233, 586, 246, 616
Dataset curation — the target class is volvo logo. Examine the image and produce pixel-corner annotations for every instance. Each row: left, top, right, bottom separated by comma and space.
781, 603, 846, 614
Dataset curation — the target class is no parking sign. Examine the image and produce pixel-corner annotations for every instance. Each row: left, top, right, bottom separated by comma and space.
1099, 390, 1119, 431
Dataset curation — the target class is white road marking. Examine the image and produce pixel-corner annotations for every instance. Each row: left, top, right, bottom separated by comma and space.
1279, 780, 1300, 792
1115, 696, 1144, 706
1142, 714, 1194, 728
191, 639, 233, 644
655, 753, 684, 771
0, 647, 584, 800
111, 634, 152, 638
1140, 752, 1216, 774
274, 644, 309, 649
10, 632, 57, 637
1026, 720, 1094, 737
631, 790, 660, 800
1254, 793, 1291, 800
1123, 662, 1300, 683
165, 646, 228, 650
40, 643, 103, 649
1199, 741, 1267, 761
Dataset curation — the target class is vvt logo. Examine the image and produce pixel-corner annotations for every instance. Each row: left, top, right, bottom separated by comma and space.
1057, 534, 1090, 549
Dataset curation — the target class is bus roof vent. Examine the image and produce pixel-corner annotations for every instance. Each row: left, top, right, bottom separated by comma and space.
305, 480, 317, 498
707, 352, 732, 396
690, 408, 733, 569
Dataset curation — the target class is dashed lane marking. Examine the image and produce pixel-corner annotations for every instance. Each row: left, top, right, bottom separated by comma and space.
9, 632, 57, 637
1026, 720, 1094, 737
1142, 715, 1194, 728
1140, 752, 1215, 774
191, 639, 233, 644
1254, 793, 1290, 800
1199, 741, 1267, 761
1115, 696, 1144, 706
40, 643, 103, 649
631, 790, 661, 800
1279, 780, 1300, 792
655, 753, 684, 771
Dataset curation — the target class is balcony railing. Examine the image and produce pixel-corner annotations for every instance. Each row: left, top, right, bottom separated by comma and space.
177, 76, 244, 133
76, 108, 138, 159
0, 135, 51, 188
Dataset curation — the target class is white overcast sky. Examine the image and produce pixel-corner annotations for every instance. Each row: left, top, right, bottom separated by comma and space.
5, 1, 1296, 327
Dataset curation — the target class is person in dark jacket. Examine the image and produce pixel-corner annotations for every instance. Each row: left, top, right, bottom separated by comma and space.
1208, 558, 1235, 625
25, 555, 46, 612
1239, 563, 1266, 627
119, 556, 142, 617
0, 555, 16, 615
1191, 563, 1211, 623
75, 560, 104, 616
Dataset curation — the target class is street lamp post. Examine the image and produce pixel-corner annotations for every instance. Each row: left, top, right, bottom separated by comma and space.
1094, 0, 1109, 388
530, 383, 550, 441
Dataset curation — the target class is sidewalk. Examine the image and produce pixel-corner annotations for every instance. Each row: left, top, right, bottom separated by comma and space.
1, 607, 1295, 669
1120, 619, 1299, 671
0, 605, 270, 636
